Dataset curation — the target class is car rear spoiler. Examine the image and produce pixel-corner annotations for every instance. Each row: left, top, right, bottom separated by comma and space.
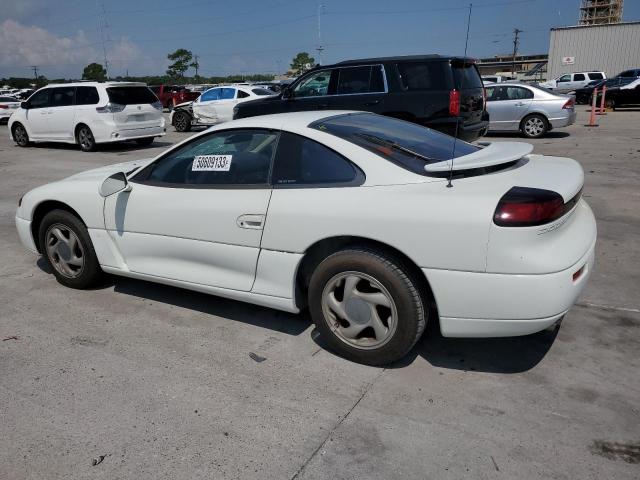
424, 141, 533, 173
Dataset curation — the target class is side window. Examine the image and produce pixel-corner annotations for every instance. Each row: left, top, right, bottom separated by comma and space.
396, 62, 449, 91
200, 88, 220, 102
485, 86, 499, 101
29, 89, 50, 109
505, 87, 533, 100
588, 72, 603, 80
558, 74, 571, 82
293, 70, 332, 98
619, 70, 633, 78
220, 88, 236, 100
237, 90, 250, 98
573, 73, 585, 81
272, 132, 359, 186
135, 129, 278, 187
336, 66, 370, 94
76, 86, 99, 105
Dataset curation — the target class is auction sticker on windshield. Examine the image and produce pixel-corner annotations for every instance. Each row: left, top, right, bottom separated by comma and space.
192, 155, 232, 171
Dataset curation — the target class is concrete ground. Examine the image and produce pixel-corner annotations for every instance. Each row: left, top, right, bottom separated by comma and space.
1, 109, 638, 479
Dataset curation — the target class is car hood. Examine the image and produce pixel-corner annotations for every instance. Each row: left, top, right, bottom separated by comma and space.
64, 158, 153, 182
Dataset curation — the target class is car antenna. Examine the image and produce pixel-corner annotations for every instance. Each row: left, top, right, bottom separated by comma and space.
448, 3, 473, 188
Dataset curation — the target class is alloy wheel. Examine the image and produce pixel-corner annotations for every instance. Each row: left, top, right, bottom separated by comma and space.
524, 117, 545, 137
321, 271, 398, 350
14, 125, 28, 146
45, 224, 85, 278
78, 128, 94, 150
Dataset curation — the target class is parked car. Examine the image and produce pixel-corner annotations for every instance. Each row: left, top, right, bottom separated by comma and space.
597, 78, 640, 109
233, 55, 489, 142
481, 75, 513, 84
8, 82, 165, 152
485, 83, 576, 138
149, 84, 200, 110
616, 68, 640, 79
14, 110, 595, 365
0, 95, 21, 123
540, 71, 606, 93
574, 76, 637, 104
170, 85, 275, 132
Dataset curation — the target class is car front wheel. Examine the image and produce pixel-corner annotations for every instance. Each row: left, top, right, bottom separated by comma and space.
38, 209, 103, 289
308, 248, 427, 366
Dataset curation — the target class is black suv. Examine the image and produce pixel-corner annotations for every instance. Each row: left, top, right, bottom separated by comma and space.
233, 55, 488, 142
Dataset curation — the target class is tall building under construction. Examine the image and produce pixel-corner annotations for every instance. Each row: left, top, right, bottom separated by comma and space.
579, 0, 624, 25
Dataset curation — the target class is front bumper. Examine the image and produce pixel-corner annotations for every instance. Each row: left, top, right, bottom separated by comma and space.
424, 239, 595, 338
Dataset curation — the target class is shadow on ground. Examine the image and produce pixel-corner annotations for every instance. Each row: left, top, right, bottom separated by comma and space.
36, 258, 558, 372
20, 140, 173, 153
485, 131, 571, 139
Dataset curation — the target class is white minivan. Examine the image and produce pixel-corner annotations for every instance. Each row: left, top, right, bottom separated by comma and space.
540, 72, 606, 93
9, 82, 165, 152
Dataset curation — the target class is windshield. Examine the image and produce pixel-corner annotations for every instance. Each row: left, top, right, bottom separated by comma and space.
106, 86, 158, 105
310, 113, 479, 175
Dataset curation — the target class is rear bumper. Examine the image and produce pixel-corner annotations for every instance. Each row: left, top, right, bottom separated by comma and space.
424, 238, 595, 338
96, 125, 166, 143
549, 111, 576, 129
16, 216, 37, 253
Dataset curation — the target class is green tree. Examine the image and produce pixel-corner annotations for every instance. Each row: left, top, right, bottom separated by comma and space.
166, 48, 193, 80
290, 52, 315, 75
82, 63, 107, 81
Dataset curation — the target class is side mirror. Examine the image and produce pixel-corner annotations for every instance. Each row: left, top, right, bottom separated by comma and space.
99, 172, 131, 197
282, 86, 294, 100
21, 101, 30, 110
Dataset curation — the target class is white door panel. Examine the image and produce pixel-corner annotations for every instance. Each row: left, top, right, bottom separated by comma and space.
47, 106, 76, 139
104, 183, 271, 291
25, 109, 51, 138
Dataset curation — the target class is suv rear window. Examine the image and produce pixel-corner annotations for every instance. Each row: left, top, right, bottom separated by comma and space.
106, 86, 158, 105
396, 62, 449, 91
452, 63, 483, 89
310, 112, 478, 176
588, 72, 604, 80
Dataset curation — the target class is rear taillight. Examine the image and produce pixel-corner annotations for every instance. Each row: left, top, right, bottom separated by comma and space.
562, 98, 575, 109
494, 187, 566, 227
96, 102, 125, 113
449, 89, 460, 116
0, 105, 8, 109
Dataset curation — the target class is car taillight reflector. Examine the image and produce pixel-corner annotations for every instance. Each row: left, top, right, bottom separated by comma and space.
562, 98, 575, 109
0, 105, 8, 109
96, 102, 125, 113
449, 89, 460, 116
572, 265, 585, 282
494, 187, 572, 227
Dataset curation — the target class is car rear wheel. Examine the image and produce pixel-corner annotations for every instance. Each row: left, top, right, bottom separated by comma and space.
605, 98, 616, 110
173, 111, 192, 132
38, 209, 103, 289
13, 123, 30, 147
308, 248, 427, 365
135, 137, 154, 146
521, 114, 548, 138
76, 125, 96, 152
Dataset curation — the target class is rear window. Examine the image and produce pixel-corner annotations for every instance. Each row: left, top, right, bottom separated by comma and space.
310, 112, 478, 176
106, 86, 158, 105
0, 96, 17, 102
452, 63, 483, 89
251, 88, 272, 96
588, 72, 604, 80
396, 62, 449, 91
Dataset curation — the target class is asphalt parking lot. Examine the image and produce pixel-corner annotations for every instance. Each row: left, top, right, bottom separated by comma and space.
1, 110, 639, 479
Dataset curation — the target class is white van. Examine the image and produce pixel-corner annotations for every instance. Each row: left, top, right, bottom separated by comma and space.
540, 72, 606, 93
8, 82, 165, 152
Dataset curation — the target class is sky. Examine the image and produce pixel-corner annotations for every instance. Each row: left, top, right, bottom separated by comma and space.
1, 0, 639, 79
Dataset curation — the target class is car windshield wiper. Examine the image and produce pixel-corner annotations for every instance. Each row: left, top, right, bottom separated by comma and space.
355, 133, 435, 163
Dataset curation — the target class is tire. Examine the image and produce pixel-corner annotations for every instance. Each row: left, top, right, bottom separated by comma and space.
173, 111, 192, 132
76, 125, 96, 152
12, 123, 30, 147
605, 98, 615, 110
135, 137, 154, 146
38, 209, 103, 289
308, 248, 427, 366
521, 114, 548, 139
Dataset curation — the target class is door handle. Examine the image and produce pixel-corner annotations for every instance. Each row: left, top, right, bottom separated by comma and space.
237, 214, 265, 230
318, 103, 330, 108
514, 102, 526, 107
364, 100, 380, 106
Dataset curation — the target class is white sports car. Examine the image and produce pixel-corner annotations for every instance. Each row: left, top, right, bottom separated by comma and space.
15, 111, 596, 365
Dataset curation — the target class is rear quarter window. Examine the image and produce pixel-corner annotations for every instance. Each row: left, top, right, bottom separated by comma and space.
396, 62, 450, 91
452, 63, 483, 89
106, 86, 158, 105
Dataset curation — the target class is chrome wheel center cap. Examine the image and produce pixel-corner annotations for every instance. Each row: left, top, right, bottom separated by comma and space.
345, 298, 370, 325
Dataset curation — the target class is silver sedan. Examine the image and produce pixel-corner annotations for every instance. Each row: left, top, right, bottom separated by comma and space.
485, 83, 576, 138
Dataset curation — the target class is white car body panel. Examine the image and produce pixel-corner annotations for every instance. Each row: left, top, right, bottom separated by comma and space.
15, 110, 597, 338
8, 82, 165, 145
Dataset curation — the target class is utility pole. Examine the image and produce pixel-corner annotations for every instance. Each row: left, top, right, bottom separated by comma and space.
511, 28, 522, 77
31, 65, 39, 82
193, 54, 200, 79
315, 3, 325, 65
96, 1, 110, 78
